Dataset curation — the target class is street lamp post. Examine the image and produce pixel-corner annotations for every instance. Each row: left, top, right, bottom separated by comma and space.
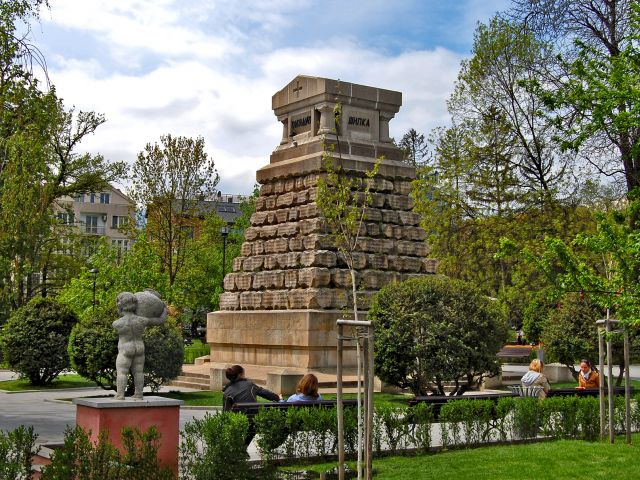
89, 268, 99, 312
220, 226, 230, 288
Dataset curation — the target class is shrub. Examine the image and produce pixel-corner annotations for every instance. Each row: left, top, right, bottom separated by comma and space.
69, 306, 184, 392
180, 412, 252, 480
576, 397, 600, 440
41, 426, 172, 480
0, 297, 77, 385
408, 402, 433, 453
0, 426, 38, 480
511, 397, 540, 440
370, 275, 508, 395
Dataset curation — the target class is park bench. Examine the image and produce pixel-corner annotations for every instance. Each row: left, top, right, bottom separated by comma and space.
230, 398, 359, 420
547, 386, 633, 397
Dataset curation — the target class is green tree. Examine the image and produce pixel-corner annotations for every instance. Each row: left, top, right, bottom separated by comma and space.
370, 275, 508, 396
512, 1, 639, 203
0, 297, 77, 385
450, 15, 573, 207
0, 1, 125, 317
398, 128, 429, 167
130, 134, 219, 287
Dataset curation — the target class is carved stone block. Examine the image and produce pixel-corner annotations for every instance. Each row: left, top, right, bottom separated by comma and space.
233, 257, 245, 272
289, 236, 304, 251
243, 256, 264, 272
298, 203, 319, 219
295, 189, 310, 205
255, 197, 267, 211
274, 180, 285, 194
263, 255, 278, 270
303, 234, 334, 250
366, 223, 381, 237
219, 292, 240, 310
241, 243, 253, 257
277, 222, 298, 237
307, 288, 336, 309
240, 291, 263, 310
331, 268, 356, 288
253, 241, 265, 256
284, 269, 298, 288
288, 207, 300, 222
308, 187, 318, 202
235, 273, 253, 291
265, 238, 289, 254
337, 252, 366, 269
285, 178, 296, 192
394, 180, 412, 195
298, 267, 331, 288
399, 211, 421, 226
304, 173, 323, 188
276, 209, 289, 223
403, 226, 426, 241
277, 252, 300, 269
381, 209, 399, 224
422, 258, 438, 273
223, 274, 236, 291
260, 183, 274, 196
366, 253, 388, 270
363, 207, 382, 222
386, 195, 411, 211
266, 211, 277, 224
299, 218, 323, 235
288, 289, 308, 309
399, 256, 422, 272
276, 192, 295, 208
260, 225, 278, 239
245, 227, 259, 241
265, 196, 277, 210
263, 290, 289, 310
250, 211, 268, 226
300, 250, 337, 268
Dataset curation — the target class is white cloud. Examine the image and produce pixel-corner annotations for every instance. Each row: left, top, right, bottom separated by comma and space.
37, 1, 470, 194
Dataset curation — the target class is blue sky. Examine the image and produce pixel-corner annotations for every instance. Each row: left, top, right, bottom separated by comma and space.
30, 0, 510, 195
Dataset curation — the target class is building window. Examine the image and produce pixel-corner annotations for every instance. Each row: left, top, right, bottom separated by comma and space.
57, 212, 74, 224
85, 215, 99, 234
112, 239, 130, 251
100, 193, 110, 204
74, 194, 84, 203
90, 193, 96, 203
111, 215, 129, 229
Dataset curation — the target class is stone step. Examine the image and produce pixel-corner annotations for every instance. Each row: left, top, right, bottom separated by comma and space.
175, 375, 209, 384
179, 371, 210, 380
168, 380, 211, 391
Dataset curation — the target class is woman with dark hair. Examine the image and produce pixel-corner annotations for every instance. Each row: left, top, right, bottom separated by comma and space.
287, 373, 322, 402
222, 365, 281, 447
578, 359, 600, 389
222, 365, 281, 410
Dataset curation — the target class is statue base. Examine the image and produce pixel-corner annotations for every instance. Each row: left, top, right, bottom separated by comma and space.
73, 396, 183, 475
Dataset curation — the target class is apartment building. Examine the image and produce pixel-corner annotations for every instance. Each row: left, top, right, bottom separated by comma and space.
56, 184, 135, 252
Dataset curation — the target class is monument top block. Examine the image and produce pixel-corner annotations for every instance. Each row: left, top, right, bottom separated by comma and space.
272, 75, 402, 116
271, 75, 403, 151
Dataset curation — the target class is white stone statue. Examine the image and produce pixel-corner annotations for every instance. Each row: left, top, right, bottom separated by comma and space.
113, 289, 167, 400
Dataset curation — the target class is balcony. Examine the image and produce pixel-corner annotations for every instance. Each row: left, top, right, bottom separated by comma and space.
84, 226, 106, 235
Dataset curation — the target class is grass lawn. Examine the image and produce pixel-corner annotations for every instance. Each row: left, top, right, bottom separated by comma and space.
0, 374, 96, 391
281, 434, 640, 479
155, 391, 411, 408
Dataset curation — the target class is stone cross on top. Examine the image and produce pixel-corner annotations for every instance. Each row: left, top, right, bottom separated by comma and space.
273, 75, 402, 148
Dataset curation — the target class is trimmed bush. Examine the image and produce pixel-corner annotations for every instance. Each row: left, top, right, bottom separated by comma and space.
69, 306, 184, 392
41, 426, 172, 480
180, 411, 252, 480
0, 426, 38, 480
370, 275, 508, 396
184, 340, 210, 364
0, 297, 77, 385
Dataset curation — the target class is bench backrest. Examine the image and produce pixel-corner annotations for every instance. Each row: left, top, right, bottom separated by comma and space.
231, 399, 358, 419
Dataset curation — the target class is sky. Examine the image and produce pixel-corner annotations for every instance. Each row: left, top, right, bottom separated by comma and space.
29, 0, 511, 195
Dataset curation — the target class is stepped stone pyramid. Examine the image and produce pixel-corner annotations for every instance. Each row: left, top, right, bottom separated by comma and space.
207, 75, 435, 371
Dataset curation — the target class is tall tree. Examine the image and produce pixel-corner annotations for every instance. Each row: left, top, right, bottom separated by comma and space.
511, 0, 640, 199
449, 16, 573, 209
130, 134, 219, 287
398, 128, 429, 167
0, 1, 124, 316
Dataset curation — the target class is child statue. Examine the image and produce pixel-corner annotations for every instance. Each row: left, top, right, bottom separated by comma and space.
113, 289, 167, 400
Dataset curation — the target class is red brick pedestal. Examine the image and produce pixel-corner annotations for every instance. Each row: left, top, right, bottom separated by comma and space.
73, 396, 183, 475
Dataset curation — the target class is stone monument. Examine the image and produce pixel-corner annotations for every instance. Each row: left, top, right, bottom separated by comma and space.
207, 75, 435, 372
113, 289, 167, 399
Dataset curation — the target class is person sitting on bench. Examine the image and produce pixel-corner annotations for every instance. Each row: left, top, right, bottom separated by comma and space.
521, 359, 550, 398
287, 373, 323, 402
578, 359, 600, 389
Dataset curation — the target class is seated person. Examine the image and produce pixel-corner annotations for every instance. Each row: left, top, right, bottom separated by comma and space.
222, 365, 281, 447
287, 373, 322, 402
578, 359, 600, 389
521, 359, 551, 398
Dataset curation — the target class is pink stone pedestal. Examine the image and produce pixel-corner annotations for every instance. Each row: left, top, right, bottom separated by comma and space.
73, 396, 183, 475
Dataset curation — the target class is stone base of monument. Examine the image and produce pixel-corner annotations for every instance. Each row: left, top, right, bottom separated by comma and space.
73, 396, 182, 475
207, 309, 360, 371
